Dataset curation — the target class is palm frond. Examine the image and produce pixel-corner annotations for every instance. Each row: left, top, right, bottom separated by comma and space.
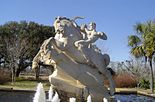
128, 35, 141, 47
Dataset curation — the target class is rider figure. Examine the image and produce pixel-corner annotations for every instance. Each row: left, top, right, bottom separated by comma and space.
75, 22, 107, 53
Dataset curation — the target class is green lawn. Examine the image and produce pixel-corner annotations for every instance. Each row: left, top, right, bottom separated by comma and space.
0, 76, 50, 91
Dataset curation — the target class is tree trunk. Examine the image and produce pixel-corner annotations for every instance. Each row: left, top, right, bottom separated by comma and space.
11, 65, 16, 85
149, 59, 154, 94
16, 68, 21, 77
15, 60, 31, 77
144, 56, 147, 69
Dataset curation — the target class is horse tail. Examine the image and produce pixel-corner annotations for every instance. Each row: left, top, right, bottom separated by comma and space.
71, 16, 85, 21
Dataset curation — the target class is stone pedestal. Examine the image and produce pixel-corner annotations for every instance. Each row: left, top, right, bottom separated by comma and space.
49, 68, 89, 100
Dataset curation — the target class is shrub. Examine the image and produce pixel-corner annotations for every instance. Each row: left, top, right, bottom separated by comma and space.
139, 78, 150, 89
114, 73, 138, 88
0, 69, 11, 84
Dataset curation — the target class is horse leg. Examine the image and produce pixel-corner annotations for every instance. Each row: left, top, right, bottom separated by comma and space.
49, 67, 57, 83
32, 50, 42, 70
90, 53, 116, 95
104, 69, 116, 95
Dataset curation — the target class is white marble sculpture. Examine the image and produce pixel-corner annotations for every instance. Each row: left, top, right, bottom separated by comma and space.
32, 16, 115, 101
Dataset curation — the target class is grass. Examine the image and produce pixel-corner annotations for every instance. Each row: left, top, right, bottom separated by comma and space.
0, 76, 50, 91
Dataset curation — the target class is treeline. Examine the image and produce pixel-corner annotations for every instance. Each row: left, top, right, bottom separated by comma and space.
0, 21, 55, 79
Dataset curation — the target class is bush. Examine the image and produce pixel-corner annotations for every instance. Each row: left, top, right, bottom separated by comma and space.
114, 73, 138, 88
139, 78, 150, 89
0, 69, 11, 84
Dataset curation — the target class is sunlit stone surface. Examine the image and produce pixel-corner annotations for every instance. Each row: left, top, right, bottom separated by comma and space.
32, 16, 116, 101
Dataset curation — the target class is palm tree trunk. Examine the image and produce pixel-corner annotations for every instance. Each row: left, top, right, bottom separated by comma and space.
144, 56, 147, 68
149, 59, 154, 94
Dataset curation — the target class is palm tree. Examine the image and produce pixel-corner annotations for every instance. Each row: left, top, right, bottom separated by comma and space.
128, 20, 155, 94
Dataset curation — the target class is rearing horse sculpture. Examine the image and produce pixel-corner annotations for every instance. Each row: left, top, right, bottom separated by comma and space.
32, 16, 115, 101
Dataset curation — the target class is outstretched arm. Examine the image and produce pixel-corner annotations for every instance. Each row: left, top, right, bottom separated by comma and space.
97, 32, 107, 40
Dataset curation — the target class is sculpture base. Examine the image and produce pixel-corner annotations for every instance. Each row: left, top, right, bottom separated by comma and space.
49, 69, 115, 102
50, 77, 88, 102
50, 76, 86, 94
49, 68, 89, 99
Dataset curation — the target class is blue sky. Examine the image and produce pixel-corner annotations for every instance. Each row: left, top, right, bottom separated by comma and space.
0, 0, 155, 61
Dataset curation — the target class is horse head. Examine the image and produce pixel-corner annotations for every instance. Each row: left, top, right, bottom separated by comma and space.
53, 16, 83, 41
